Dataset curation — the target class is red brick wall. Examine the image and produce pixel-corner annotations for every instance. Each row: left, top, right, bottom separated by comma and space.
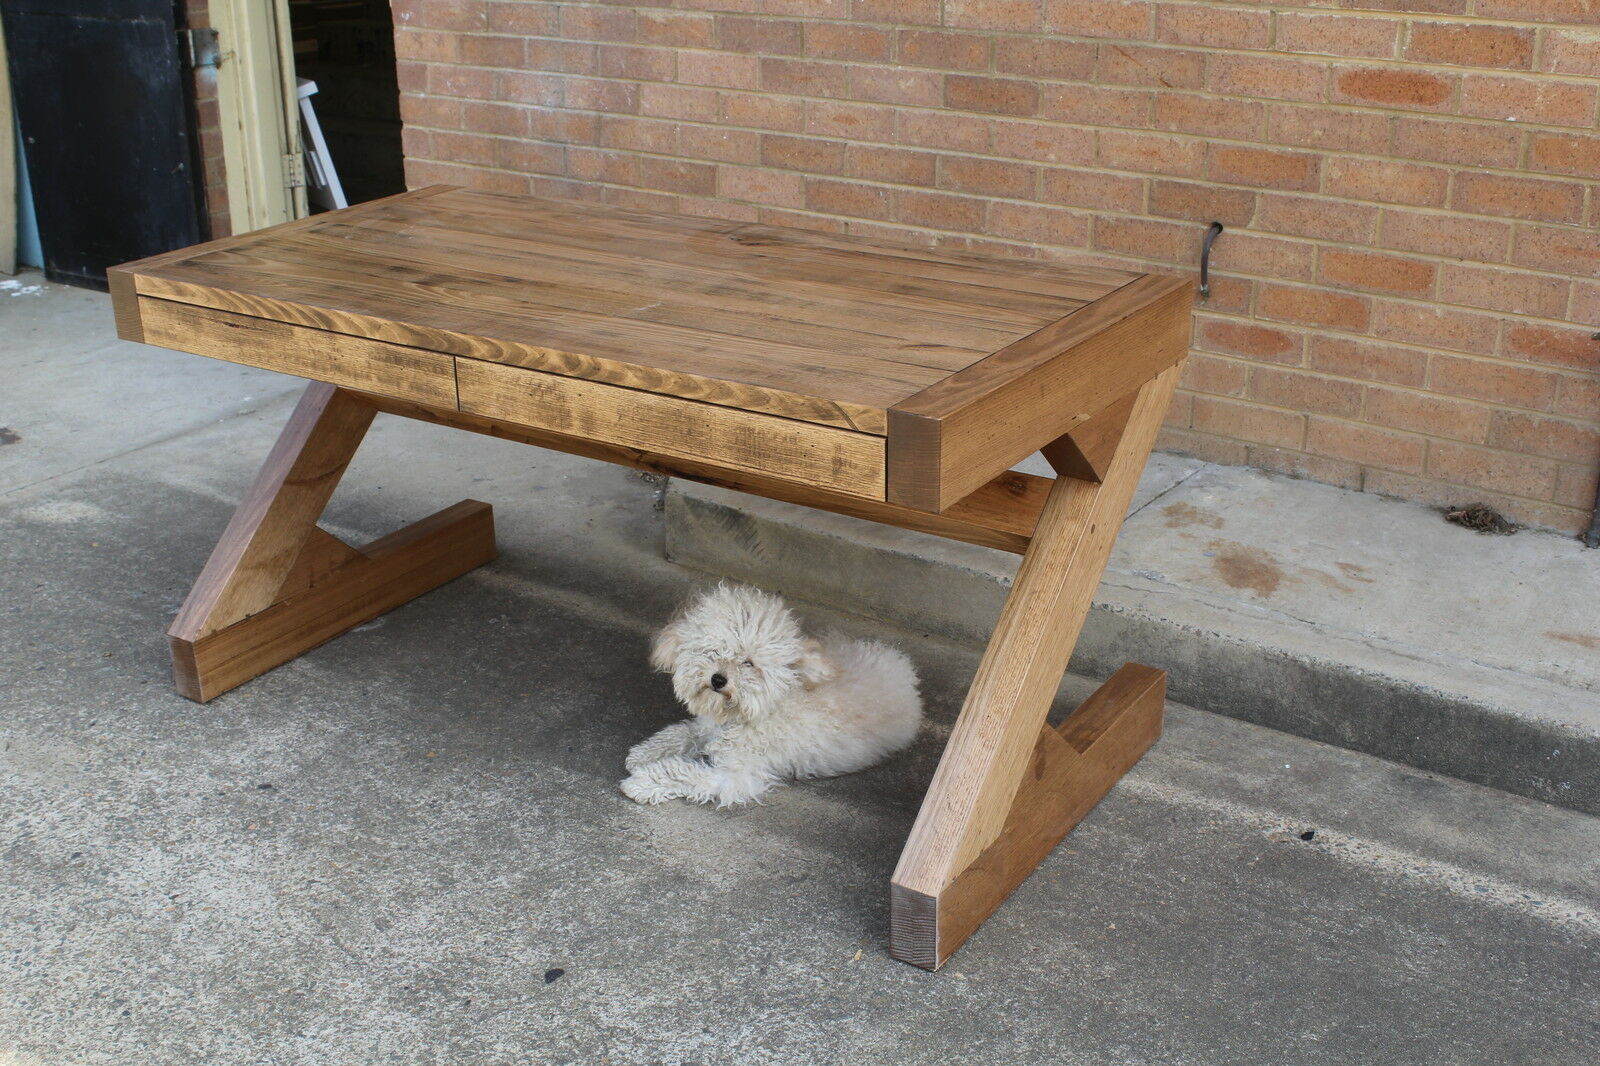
183, 0, 231, 239
393, 0, 1600, 534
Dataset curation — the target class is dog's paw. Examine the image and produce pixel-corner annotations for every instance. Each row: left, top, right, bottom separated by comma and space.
620, 774, 670, 805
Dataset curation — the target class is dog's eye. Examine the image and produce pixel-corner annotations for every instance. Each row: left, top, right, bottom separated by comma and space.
741, 658, 754, 667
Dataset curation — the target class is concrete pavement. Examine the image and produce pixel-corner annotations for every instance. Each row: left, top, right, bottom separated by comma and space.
3, 273, 1598, 1065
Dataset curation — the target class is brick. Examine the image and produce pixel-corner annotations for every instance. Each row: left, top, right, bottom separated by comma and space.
1375, 301, 1499, 355
1209, 145, 1320, 192
1045, 0, 1153, 38
636, 12, 715, 48
760, 58, 835, 96
558, 5, 635, 42
1324, 158, 1449, 208
564, 76, 638, 114
1461, 75, 1598, 128
1192, 396, 1306, 450
805, 23, 891, 61
598, 44, 675, 82
1098, 129, 1205, 177
1041, 168, 1148, 212
845, 144, 937, 184
599, 116, 677, 154
1542, 29, 1600, 76
1488, 412, 1600, 464
1212, 232, 1318, 283
1250, 368, 1364, 418
1504, 324, 1600, 373
396, 29, 459, 62
485, 1, 554, 35
1555, 463, 1599, 513
1149, 180, 1256, 226
1156, 3, 1269, 49
1098, 45, 1205, 89
1406, 22, 1533, 70
1093, 216, 1195, 261
1043, 84, 1151, 127
1437, 265, 1570, 319
946, 0, 1044, 32
937, 155, 1036, 199
718, 16, 802, 55
1307, 336, 1428, 387
1180, 353, 1249, 396
1365, 388, 1490, 443
898, 31, 991, 71
1573, 281, 1600, 323
722, 94, 808, 134
853, 0, 941, 23
681, 52, 761, 89
848, 65, 943, 106
1428, 443, 1558, 500
1391, 117, 1520, 169
1512, 223, 1600, 276
1530, 133, 1600, 179
457, 33, 524, 67
1245, 445, 1363, 489
1381, 209, 1509, 261
635, 156, 714, 196
807, 100, 895, 141
987, 202, 1092, 247
897, 109, 990, 152
431, 64, 496, 98
718, 165, 806, 208
530, 109, 598, 143
805, 178, 893, 219
1195, 318, 1304, 363
680, 125, 760, 164
1306, 418, 1426, 473
1153, 94, 1262, 140
496, 138, 564, 175
401, 94, 463, 129
1264, 105, 1388, 153
1332, 67, 1454, 110
413, 1, 488, 33
1258, 284, 1371, 332
994, 38, 1097, 80
896, 189, 987, 231
640, 84, 719, 122
1453, 173, 1585, 225
761, 134, 844, 172
1474, 1, 1600, 23
1321, 250, 1435, 297
1257, 194, 1376, 243
1209, 55, 1327, 103
990, 121, 1096, 165
945, 75, 1040, 116
1165, 392, 1194, 429
1430, 354, 1558, 410
1276, 13, 1398, 60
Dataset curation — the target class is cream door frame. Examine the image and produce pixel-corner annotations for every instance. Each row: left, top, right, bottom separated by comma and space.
211, 0, 306, 232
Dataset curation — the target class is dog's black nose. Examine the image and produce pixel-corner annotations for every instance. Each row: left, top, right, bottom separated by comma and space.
710, 672, 727, 691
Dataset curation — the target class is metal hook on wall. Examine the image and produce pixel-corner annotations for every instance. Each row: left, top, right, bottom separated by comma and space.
1198, 221, 1224, 300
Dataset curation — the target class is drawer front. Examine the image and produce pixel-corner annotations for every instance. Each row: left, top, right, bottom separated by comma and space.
458, 359, 886, 500
137, 297, 458, 407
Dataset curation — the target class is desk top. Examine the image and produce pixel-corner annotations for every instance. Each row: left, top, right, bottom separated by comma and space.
112, 186, 1190, 511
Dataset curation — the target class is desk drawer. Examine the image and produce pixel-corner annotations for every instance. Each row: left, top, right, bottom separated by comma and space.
137, 298, 458, 408
457, 359, 886, 500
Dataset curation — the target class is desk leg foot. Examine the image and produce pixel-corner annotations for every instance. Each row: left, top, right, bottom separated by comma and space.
889, 365, 1179, 970
167, 383, 496, 702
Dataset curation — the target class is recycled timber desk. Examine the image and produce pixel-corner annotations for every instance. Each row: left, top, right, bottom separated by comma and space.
110, 186, 1191, 970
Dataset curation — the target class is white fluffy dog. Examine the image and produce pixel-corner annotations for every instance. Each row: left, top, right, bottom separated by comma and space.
621, 584, 922, 807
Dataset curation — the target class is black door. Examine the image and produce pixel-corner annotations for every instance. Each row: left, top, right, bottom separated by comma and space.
1, 0, 205, 289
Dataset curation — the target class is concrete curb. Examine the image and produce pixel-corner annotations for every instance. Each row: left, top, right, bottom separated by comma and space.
665, 479, 1599, 817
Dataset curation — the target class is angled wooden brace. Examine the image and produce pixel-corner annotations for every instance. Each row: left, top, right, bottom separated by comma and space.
889, 363, 1180, 969
167, 382, 496, 701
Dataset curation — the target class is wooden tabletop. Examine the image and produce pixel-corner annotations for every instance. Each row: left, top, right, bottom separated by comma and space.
112, 186, 1190, 512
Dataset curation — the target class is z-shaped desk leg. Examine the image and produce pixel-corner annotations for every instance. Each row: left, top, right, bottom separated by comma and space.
167, 382, 496, 702
889, 364, 1180, 969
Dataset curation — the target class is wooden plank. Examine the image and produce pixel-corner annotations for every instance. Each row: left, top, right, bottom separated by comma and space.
456, 359, 889, 500
1040, 392, 1138, 484
887, 275, 1191, 512
172, 501, 496, 702
169, 384, 375, 643
889, 365, 1180, 967
903, 664, 1166, 968
360, 392, 1052, 554
137, 297, 460, 409
107, 266, 143, 343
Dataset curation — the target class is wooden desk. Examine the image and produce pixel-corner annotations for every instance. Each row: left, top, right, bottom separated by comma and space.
110, 186, 1190, 970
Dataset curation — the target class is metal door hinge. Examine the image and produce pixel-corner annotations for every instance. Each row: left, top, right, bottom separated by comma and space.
185, 27, 222, 69
282, 153, 307, 189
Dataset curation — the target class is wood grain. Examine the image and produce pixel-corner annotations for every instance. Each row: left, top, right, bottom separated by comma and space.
138, 297, 459, 408
890, 365, 1180, 966
887, 275, 1191, 511
1040, 392, 1138, 484
456, 359, 888, 500
892, 664, 1165, 969
173, 501, 496, 702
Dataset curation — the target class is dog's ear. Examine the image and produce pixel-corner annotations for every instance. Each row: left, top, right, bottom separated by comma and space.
795, 639, 836, 688
649, 620, 683, 673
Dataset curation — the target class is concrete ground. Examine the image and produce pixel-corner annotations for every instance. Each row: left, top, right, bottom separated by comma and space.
3, 272, 1599, 1065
